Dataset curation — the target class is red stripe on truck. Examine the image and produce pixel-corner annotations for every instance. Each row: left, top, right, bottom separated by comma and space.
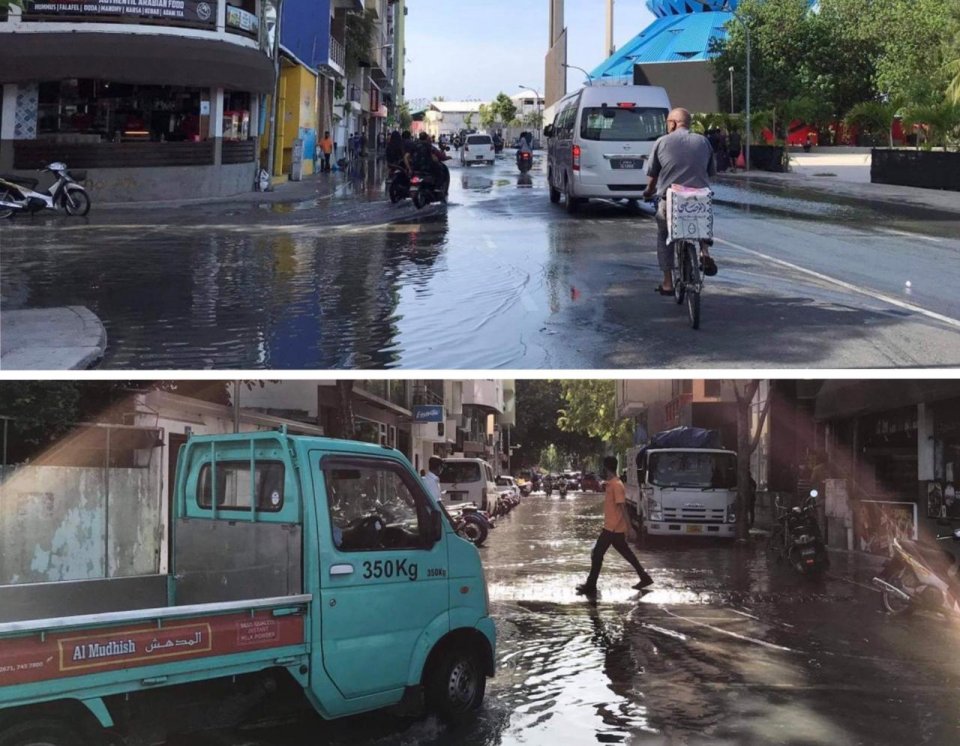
0, 610, 304, 687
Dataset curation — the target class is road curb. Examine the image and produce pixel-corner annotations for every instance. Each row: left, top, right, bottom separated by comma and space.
0, 306, 107, 370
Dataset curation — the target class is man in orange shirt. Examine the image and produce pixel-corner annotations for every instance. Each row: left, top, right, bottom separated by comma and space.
319, 131, 334, 173
577, 456, 654, 596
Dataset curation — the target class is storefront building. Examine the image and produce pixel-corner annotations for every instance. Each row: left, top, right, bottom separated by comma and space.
814, 381, 960, 555
0, 0, 275, 202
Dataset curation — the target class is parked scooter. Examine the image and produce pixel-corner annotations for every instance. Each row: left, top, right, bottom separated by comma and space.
768, 490, 829, 576
874, 527, 960, 617
0, 162, 91, 218
446, 503, 493, 547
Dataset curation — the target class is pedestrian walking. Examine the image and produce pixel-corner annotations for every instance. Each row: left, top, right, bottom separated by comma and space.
576, 457, 654, 596
320, 131, 333, 173
728, 129, 742, 171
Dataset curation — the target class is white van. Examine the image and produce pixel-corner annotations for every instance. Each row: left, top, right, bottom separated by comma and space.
440, 457, 498, 511
544, 84, 671, 213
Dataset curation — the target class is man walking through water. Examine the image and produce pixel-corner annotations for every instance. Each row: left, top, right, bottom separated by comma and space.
577, 456, 654, 596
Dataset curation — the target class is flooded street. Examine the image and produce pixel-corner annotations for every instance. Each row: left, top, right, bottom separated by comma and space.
230, 494, 960, 746
4, 157, 960, 368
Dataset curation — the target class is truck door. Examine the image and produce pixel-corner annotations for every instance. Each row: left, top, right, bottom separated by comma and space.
311, 453, 448, 699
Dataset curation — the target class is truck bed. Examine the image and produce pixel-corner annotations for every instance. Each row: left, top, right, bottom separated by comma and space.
0, 585, 311, 707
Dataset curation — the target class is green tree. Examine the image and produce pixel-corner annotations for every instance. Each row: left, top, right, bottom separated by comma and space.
512, 380, 606, 470
491, 92, 518, 126
395, 102, 413, 130
902, 100, 960, 150
478, 103, 497, 132
464, 111, 475, 130
845, 99, 899, 147
345, 9, 376, 75
0, 0, 24, 8
556, 380, 633, 464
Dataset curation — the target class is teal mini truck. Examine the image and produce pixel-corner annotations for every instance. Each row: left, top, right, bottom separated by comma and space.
0, 431, 496, 746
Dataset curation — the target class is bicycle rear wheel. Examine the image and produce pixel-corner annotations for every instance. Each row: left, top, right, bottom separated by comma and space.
684, 244, 701, 330
673, 242, 685, 304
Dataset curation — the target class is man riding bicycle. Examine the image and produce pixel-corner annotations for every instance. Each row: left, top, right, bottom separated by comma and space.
642, 107, 718, 296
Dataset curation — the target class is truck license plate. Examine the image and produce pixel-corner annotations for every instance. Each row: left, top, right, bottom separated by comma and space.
686, 524, 702, 534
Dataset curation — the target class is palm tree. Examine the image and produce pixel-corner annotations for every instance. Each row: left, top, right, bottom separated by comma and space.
845, 100, 899, 148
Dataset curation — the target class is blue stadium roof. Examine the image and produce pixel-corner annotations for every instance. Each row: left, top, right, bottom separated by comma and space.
591, 5, 734, 82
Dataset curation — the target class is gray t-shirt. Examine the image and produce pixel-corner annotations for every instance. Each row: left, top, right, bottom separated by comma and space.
646, 127, 717, 197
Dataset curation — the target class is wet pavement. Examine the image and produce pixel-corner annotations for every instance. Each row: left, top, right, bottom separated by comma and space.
3, 156, 960, 368
218, 494, 960, 746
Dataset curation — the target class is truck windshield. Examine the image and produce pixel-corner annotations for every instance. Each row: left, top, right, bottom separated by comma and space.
440, 462, 481, 483
648, 452, 737, 489
580, 107, 667, 142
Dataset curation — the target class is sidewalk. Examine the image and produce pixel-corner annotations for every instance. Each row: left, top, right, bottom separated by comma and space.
718, 150, 960, 217
0, 306, 106, 370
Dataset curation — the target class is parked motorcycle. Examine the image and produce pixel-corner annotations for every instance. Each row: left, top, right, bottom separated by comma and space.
0, 162, 91, 218
446, 503, 492, 547
874, 527, 960, 617
517, 150, 533, 173
768, 490, 829, 576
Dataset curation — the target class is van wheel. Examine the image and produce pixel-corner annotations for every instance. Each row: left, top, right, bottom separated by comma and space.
0, 719, 88, 746
425, 646, 486, 724
549, 175, 561, 204
564, 185, 579, 215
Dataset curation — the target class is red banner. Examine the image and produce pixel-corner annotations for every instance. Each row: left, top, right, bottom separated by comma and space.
0, 611, 304, 687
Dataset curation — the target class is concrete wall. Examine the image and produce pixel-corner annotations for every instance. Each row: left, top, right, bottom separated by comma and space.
69, 162, 256, 204
0, 464, 161, 585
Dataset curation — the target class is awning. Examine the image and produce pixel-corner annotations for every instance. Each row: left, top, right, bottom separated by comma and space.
0, 33, 276, 93
814, 380, 960, 421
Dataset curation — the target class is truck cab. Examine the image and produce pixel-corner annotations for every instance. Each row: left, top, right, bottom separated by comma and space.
0, 431, 495, 746
626, 445, 739, 539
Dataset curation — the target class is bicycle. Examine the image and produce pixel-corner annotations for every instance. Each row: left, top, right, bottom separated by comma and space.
648, 195, 710, 330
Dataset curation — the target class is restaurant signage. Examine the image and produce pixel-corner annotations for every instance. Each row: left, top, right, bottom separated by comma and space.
25, 0, 217, 25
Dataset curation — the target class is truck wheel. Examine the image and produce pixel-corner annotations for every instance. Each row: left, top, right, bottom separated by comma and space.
426, 646, 486, 724
0, 719, 87, 746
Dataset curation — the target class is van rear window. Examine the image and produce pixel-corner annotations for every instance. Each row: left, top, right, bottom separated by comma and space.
440, 462, 481, 483
467, 136, 492, 145
580, 107, 667, 142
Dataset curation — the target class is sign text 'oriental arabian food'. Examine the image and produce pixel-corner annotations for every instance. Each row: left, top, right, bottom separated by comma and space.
0, 611, 304, 687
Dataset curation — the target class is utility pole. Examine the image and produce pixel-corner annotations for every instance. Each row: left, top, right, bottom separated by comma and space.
605, 0, 615, 58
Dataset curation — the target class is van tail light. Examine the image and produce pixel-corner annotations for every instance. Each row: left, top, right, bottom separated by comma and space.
572, 144, 581, 171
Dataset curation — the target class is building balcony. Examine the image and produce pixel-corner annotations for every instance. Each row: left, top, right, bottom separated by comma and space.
462, 381, 503, 413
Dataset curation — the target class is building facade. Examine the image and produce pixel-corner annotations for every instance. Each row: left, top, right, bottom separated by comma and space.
1, 0, 275, 202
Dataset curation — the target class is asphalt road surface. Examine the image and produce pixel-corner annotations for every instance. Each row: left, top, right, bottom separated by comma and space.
3, 155, 960, 369
189, 493, 959, 746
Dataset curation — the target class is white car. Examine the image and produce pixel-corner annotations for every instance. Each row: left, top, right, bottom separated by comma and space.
461, 134, 495, 166
495, 476, 520, 501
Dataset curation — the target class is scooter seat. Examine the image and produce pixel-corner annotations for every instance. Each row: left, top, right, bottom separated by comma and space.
0, 174, 38, 189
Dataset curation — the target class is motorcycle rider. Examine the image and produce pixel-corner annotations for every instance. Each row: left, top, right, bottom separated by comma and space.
642, 107, 718, 296
405, 132, 450, 199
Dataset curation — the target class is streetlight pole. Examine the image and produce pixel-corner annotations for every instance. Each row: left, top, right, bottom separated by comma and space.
697, 0, 750, 170
728, 65, 734, 114
562, 63, 594, 86
518, 84, 543, 138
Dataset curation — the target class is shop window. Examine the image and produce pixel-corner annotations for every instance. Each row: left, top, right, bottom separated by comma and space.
704, 380, 722, 398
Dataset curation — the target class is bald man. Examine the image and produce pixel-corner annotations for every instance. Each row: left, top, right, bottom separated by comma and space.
643, 107, 717, 295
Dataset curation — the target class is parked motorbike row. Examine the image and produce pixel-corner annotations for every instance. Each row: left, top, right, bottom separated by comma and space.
0, 162, 91, 219
444, 485, 523, 548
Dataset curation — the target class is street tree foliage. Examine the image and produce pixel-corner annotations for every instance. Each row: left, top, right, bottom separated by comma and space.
711, 0, 960, 142
345, 9, 376, 75
492, 92, 518, 126
511, 380, 606, 470
0, 0, 23, 8
557, 380, 634, 464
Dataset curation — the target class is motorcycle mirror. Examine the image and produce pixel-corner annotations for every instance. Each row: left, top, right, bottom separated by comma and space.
954, 528, 960, 541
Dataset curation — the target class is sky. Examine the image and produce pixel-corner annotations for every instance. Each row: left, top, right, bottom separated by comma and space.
404, 0, 657, 103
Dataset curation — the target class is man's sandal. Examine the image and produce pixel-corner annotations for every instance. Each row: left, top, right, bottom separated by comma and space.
654, 285, 674, 296
700, 256, 718, 276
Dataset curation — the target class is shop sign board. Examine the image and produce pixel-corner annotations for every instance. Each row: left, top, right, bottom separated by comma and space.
25, 0, 217, 26
226, 4, 259, 34
413, 405, 444, 424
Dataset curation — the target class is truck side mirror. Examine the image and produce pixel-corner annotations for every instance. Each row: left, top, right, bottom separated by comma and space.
543, 124, 554, 139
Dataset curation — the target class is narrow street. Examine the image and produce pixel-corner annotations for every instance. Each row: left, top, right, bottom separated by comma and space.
228, 492, 960, 746
3, 156, 960, 369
